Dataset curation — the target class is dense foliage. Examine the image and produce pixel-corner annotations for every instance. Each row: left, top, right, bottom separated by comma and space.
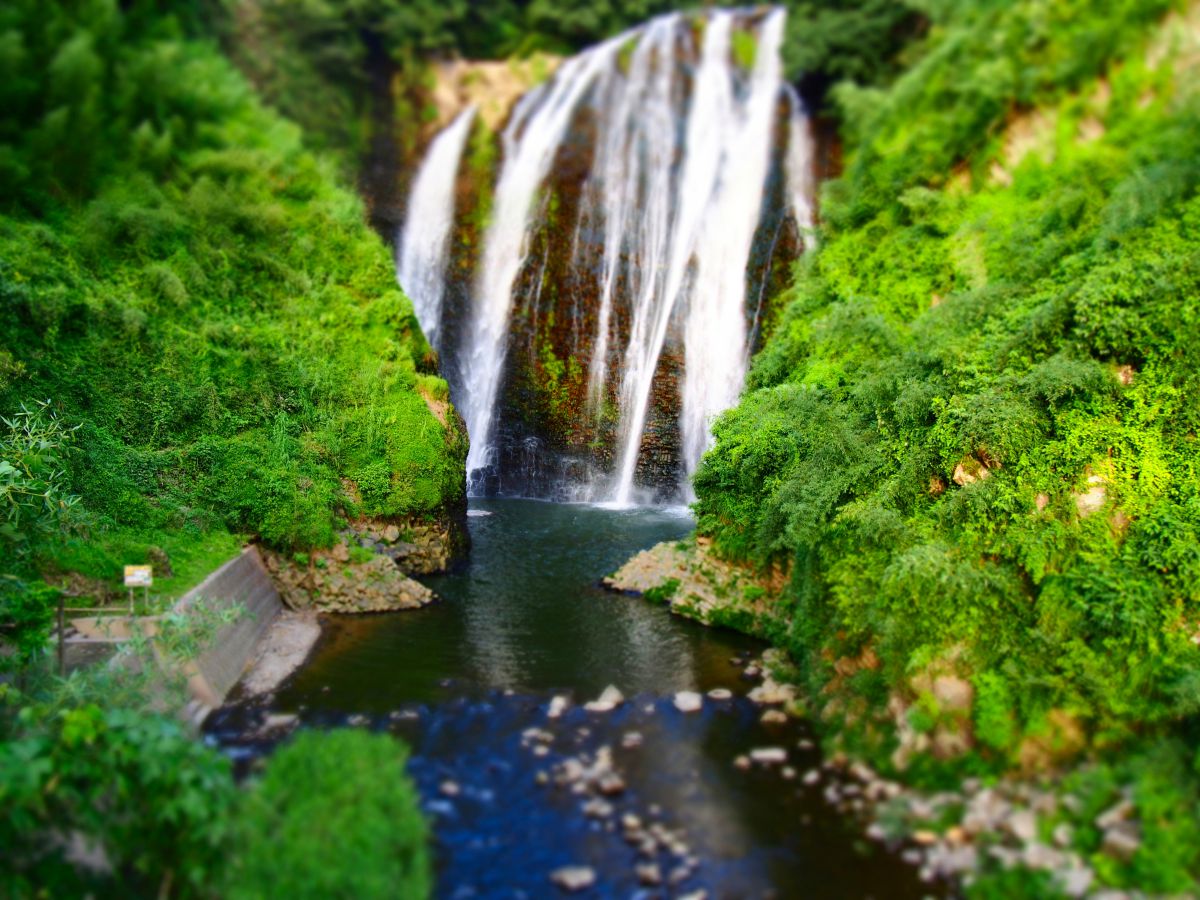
1, 682, 238, 896
1, 661, 430, 897
225, 729, 432, 899
212, 0, 916, 166
696, 0, 1200, 889
0, 0, 465, 614
0, 8, 442, 897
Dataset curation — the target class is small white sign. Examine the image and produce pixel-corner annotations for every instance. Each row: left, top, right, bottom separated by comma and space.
124, 565, 153, 588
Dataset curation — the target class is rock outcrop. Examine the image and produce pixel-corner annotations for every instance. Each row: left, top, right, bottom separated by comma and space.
262, 540, 435, 615
347, 517, 461, 576
603, 536, 785, 629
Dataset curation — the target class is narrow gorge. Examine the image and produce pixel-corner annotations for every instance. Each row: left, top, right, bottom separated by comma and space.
5, 0, 1199, 896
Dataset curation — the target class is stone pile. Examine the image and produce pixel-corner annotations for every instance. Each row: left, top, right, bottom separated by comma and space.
349, 518, 456, 575
522, 691, 708, 895
262, 542, 434, 614
819, 755, 1145, 898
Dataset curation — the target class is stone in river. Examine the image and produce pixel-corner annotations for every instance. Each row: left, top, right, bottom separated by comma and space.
707, 687, 732, 700
585, 685, 624, 712
522, 727, 553, 745
760, 709, 788, 725
673, 691, 703, 713
750, 747, 787, 765
582, 798, 613, 818
550, 866, 596, 892
262, 713, 298, 732
597, 773, 626, 796
547, 695, 570, 718
636, 862, 663, 886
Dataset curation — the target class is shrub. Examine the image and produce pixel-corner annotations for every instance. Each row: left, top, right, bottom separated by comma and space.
226, 729, 432, 900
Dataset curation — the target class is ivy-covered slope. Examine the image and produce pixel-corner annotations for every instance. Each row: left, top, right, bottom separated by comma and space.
696, 0, 1200, 772
0, 1, 466, 588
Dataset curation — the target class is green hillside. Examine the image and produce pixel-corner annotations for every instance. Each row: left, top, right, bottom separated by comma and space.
696, 0, 1200, 890
0, 0, 466, 602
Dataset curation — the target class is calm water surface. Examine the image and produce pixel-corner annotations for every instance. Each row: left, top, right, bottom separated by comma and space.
210, 499, 933, 899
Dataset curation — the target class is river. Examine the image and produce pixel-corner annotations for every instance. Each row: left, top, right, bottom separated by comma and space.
207, 499, 930, 898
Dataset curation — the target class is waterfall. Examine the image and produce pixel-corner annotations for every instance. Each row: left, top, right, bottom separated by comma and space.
416, 7, 815, 503
618, 10, 787, 504
397, 106, 476, 354
784, 84, 818, 247
461, 45, 621, 481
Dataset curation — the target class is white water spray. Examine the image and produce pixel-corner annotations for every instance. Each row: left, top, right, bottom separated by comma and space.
613, 9, 788, 504
397, 106, 476, 353
432, 7, 812, 501
461, 44, 620, 477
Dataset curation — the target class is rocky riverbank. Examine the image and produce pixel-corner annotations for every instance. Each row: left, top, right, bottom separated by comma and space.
260, 516, 461, 614
603, 535, 787, 632
605, 540, 1158, 898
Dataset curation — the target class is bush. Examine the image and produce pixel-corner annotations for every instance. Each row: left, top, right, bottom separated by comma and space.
0, 2, 467, 569
0, 690, 237, 898
226, 729, 432, 900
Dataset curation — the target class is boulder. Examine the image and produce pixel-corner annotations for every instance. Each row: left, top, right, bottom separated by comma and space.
635, 862, 662, 886
585, 685, 624, 713
749, 747, 787, 765
547, 695, 570, 719
549, 866, 596, 892
1005, 808, 1038, 843
1101, 822, 1141, 862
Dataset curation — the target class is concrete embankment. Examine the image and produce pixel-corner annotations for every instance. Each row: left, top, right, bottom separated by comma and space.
176, 545, 283, 712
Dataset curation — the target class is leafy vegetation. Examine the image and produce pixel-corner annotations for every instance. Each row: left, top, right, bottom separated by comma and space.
1, 620, 430, 897
644, 576, 681, 605
0, 682, 239, 897
695, 0, 1200, 889
225, 729, 431, 899
211, 0, 916, 170
0, 0, 465, 616
0, 7, 444, 897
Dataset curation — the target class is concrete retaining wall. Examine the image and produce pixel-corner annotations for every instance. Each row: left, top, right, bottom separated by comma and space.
175, 545, 282, 710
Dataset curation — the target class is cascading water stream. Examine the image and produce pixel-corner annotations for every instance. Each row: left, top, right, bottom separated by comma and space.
784, 84, 818, 243
461, 43, 621, 482
615, 9, 788, 505
396, 106, 476, 354
405, 7, 815, 503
